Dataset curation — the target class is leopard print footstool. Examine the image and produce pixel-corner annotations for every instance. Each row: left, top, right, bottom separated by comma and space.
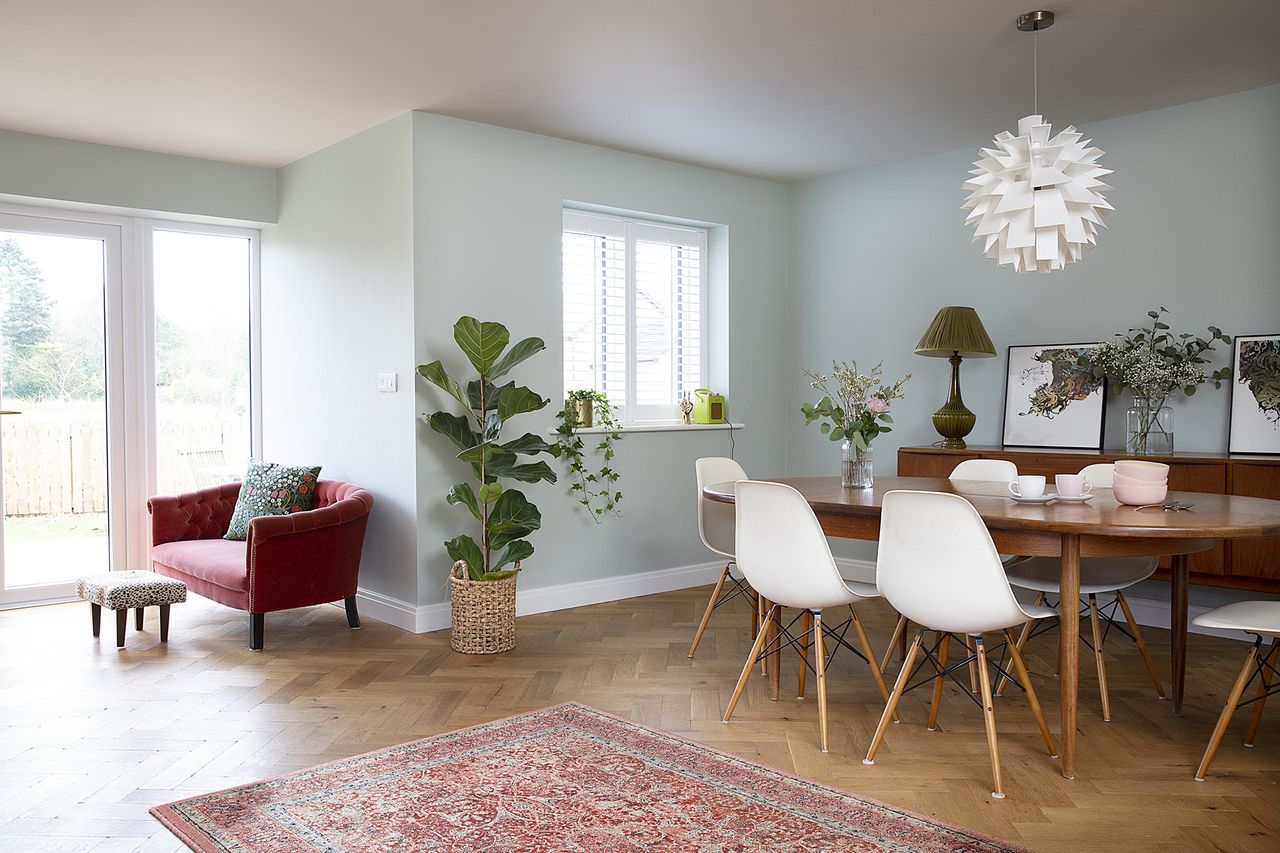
75, 570, 187, 648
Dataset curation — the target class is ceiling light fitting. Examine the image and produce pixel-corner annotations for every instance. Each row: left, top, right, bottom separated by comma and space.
962, 9, 1113, 274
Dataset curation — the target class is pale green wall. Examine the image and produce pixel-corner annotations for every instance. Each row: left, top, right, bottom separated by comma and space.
411, 113, 790, 606
259, 114, 419, 603
787, 85, 1280, 601
0, 129, 277, 223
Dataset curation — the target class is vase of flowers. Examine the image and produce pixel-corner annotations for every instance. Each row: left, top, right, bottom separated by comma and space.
1076, 307, 1231, 456
802, 361, 910, 488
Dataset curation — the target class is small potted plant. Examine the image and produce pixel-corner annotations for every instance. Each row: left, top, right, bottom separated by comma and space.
801, 360, 910, 488
565, 388, 596, 429
555, 389, 624, 521
418, 317, 559, 654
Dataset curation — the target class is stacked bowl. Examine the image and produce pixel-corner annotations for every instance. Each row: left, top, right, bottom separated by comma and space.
1112, 459, 1170, 506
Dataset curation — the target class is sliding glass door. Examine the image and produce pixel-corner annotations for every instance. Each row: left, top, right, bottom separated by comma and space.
0, 213, 124, 605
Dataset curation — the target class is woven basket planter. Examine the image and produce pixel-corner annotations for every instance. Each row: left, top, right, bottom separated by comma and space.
449, 561, 517, 654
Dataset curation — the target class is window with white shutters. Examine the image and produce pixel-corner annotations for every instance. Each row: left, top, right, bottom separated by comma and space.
562, 209, 707, 423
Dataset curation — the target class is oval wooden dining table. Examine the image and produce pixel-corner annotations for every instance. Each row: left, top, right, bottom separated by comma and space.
703, 475, 1280, 779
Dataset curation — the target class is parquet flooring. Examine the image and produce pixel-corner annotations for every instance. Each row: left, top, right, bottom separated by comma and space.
1, 586, 1278, 852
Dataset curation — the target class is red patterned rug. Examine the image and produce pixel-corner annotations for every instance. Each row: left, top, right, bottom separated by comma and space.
152, 702, 1027, 852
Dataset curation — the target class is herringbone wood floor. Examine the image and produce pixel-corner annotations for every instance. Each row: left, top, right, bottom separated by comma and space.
1, 586, 1278, 852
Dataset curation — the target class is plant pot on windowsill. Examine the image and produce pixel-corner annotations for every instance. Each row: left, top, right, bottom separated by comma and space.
569, 398, 593, 428
449, 560, 518, 654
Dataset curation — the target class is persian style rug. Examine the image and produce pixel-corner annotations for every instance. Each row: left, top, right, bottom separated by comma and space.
152, 702, 1028, 852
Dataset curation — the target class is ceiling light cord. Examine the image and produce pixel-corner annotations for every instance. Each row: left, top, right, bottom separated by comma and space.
1033, 27, 1039, 115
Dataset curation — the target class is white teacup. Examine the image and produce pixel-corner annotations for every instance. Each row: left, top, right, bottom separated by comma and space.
1008, 475, 1047, 499
1055, 474, 1093, 498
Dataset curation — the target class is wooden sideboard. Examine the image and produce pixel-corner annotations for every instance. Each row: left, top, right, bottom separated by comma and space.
897, 445, 1280, 592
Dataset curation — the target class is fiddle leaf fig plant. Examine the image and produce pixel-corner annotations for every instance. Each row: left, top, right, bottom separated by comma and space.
419, 317, 559, 582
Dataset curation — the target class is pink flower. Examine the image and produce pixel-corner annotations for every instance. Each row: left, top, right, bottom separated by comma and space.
865, 397, 890, 413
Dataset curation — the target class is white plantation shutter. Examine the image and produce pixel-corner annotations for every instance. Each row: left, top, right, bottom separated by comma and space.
562, 210, 707, 422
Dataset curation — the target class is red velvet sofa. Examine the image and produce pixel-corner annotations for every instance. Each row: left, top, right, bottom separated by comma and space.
147, 479, 374, 650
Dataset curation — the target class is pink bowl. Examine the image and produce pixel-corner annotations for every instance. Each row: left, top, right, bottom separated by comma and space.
1112, 481, 1169, 506
1114, 459, 1170, 483
1113, 470, 1168, 489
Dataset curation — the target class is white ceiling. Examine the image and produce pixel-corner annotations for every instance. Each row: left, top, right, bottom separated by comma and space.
2, 0, 1278, 182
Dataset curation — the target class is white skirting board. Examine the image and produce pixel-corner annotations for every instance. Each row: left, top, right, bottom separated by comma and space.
350, 557, 1251, 642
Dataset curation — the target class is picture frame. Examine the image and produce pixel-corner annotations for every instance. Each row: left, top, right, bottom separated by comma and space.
1001, 342, 1107, 450
1228, 333, 1280, 455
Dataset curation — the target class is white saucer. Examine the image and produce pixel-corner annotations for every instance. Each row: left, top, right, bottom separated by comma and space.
1009, 493, 1056, 505
1053, 493, 1093, 503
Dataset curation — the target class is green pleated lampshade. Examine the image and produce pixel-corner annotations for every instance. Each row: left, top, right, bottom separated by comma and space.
914, 306, 997, 358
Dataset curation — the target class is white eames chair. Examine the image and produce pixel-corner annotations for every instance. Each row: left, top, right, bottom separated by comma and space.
721, 480, 895, 753
690, 457, 762, 659
1192, 602, 1280, 780
864, 490, 1058, 799
1000, 463, 1165, 719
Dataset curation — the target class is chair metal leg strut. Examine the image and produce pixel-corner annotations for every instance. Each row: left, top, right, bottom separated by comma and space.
1196, 636, 1280, 780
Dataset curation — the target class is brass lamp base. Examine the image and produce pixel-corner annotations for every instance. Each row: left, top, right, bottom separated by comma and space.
932, 353, 977, 449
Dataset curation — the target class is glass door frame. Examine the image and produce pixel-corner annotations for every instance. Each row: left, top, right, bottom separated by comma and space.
0, 204, 261, 608
0, 205, 130, 606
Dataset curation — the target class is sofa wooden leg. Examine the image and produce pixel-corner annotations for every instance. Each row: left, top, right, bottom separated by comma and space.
344, 596, 361, 629
91, 603, 101, 638
115, 609, 127, 648
249, 613, 264, 650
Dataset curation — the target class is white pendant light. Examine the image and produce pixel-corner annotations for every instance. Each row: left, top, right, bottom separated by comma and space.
962, 11, 1114, 274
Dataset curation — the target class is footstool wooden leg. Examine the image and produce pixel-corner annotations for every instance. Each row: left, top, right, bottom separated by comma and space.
91, 603, 101, 638
160, 604, 171, 642
135, 607, 144, 630
115, 609, 127, 648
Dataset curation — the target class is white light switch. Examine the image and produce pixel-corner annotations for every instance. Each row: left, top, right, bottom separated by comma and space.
377, 372, 398, 393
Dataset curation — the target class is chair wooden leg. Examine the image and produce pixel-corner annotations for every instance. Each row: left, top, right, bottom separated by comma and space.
1196, 638, 1260, 781
1089, 594, 1112, 722
723, 605, 776, 723
928, 631, 951, 731
865, 632, 922, 765
90, 603, 101, 638
797, 610, 813, 698
1116, 592, 1166, 699
759, 596, 769, 676
689, 566, 730, 658
997, 593, 1043, 697
881, 614, 907, 673
1005, 629, 1057, 758
159, 604, 170, 642
1245, 638, 1280, 748
249, 613, 264, 651
115, 609, 127, 648
965, 635, 979, 693
975, 635, 1005, 799
814, 611, 830, 753
850, 609, 897, 721
749, 589, 760, 641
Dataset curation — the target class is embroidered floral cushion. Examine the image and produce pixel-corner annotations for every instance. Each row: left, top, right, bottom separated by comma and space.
224, 460, 322, 541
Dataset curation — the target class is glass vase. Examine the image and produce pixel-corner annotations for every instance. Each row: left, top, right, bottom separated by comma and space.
1125, 397, 1173, 455
841, 440, 873, 489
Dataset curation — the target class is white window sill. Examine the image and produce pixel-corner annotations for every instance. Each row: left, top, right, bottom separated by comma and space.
553, 422, 746, 435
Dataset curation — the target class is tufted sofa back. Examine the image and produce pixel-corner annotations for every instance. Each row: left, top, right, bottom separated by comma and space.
148, 479, 372, 545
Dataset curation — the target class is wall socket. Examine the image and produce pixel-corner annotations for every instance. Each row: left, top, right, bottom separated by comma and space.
377, 372, 398, 393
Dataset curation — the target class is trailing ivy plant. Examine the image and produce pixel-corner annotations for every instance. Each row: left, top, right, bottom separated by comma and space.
554, 389, 623, 522
418, 317, 560, 581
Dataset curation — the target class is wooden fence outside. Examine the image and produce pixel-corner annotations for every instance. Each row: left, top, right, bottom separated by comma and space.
1, 405, 247, 516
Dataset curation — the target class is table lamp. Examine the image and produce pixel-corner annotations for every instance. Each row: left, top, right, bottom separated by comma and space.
914, 306, 996, 449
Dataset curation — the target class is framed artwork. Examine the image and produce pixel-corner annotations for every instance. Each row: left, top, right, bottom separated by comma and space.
1001, 342, 1107, 449
1228, 333, 1280, 455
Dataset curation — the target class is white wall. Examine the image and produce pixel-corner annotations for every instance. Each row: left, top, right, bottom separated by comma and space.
260, 115, 420, 603
0, 129, 277, 223
787, 85, 1280, 602
411, 113, 789, 606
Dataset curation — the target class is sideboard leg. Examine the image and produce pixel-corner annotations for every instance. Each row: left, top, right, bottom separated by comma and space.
1171, 554, 1190, 716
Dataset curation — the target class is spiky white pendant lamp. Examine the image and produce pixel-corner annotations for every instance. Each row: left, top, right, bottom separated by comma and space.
962, 11, 1113, 274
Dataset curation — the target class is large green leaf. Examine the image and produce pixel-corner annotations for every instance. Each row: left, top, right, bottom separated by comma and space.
445, 535, 486, 580
500, 432, 557, 456
497, 385, 549, 421
454, 316, 510, 376
486, 489, 542, 549
428, 412, 479, 452
457, 442, 496, 464
478, 482, 503, 504
445, 482, 481, 520
467, 379, 513, 415
418, 361, 471, 413
489, 337, 546, 381
491, 539, 534, 571
486, 450, 557, 484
